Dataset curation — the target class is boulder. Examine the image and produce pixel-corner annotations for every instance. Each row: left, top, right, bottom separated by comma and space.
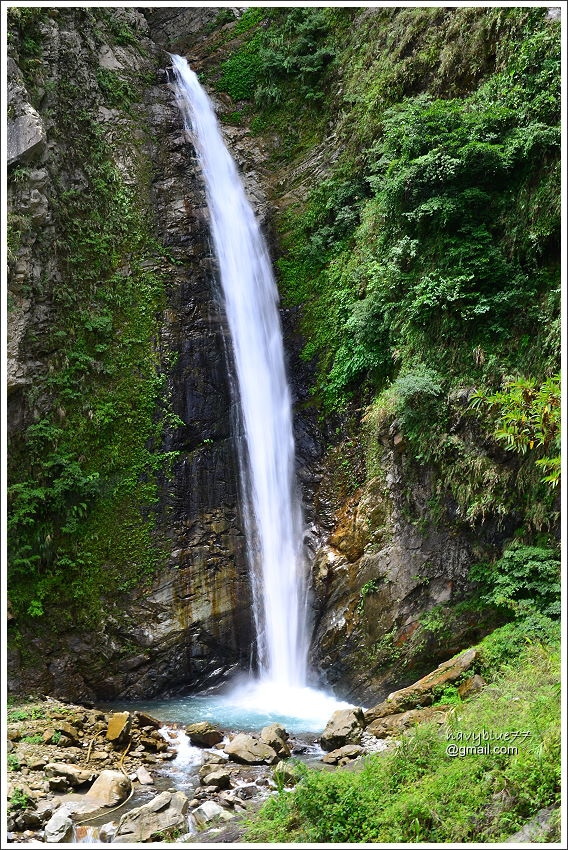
321, 744, 364, 765
26, 756, 48, 770
113, 790, 188, 843
44, 806, 73, 843
7, 106, 46, 167
366, 704, 448, 738
136, 765, 154, 785
14, 809, 43, 830
198, 765, 232, 790
58, 771, 132, 821
191, 800, 234, 828
505, 806, 558, 843
139, 733, 168, 752
202, 751, 228, 765
44, 763, 96, 787
185, 721, 224, 748
234, 783, 260, 800
224, 733, 279, 765
320, 708, 365, 752
85, 770, 131, 807
134, 710, 162, 729
365, 648, 478, 722
48, 777, 69, 792
106, 712, 131, 745
99, 823, 117, 842
51, 721, 80, 746
260, 723, 291, 758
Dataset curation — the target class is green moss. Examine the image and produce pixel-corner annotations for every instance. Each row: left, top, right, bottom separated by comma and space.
222, 6, 560, 532
7, 9, 170, 627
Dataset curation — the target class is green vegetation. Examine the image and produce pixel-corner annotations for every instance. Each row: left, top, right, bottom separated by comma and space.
8, 788, 32, 811
470, 542, 560, 619
357, 579, 381, 614
7, 8, 169, 626
7, 705, 45, 722
219, 8, 335, 107
7, 755, 21, 772
213, 6, 560, 534
246, 636, 560, 843
470, 375, 561, 486
21, 734, 43, 744
96, 68, 138, 109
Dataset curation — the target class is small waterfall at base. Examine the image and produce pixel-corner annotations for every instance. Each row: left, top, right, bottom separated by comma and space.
170, 54, 310, 693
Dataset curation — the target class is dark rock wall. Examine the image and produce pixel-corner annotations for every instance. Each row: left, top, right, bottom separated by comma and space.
7, 8, 253, 702
149, 60, 255, 692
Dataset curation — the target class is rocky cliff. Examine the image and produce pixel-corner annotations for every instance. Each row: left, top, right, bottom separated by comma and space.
7, 7, 254, 702
7, 7, 560, 706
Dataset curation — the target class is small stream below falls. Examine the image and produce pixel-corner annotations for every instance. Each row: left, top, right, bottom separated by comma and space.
72, 720, 329, 844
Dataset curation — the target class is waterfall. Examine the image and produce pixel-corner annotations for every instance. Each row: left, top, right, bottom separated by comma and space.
170, 54, 308, 689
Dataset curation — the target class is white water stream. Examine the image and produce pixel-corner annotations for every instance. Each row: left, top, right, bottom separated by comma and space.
170, 54, 309, 690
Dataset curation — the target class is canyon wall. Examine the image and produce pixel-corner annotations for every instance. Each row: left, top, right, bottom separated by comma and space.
7, 7, 559, 706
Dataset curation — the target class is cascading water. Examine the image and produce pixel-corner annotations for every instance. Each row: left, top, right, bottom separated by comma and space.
170, 54, 309, 691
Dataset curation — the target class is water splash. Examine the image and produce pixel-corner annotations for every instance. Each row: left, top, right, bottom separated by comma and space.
170, 54, 308, 688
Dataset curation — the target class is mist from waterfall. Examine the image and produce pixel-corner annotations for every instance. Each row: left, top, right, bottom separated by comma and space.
170, 54, 309, 691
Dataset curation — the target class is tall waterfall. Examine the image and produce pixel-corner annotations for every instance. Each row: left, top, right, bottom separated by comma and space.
170, 54, 308, 689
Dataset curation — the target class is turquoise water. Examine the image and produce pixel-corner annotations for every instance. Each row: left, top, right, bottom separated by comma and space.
106, 679, 354, 734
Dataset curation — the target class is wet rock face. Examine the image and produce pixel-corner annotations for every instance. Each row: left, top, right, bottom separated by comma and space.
7, 8, 253, 701
145, 68, 255, 692
308, 446, 498, 704
145, 8, 220, 56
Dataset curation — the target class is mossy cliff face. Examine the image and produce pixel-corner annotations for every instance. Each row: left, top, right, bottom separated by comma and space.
7, 7, 252, 701
7, 8, 560, 705
167, 7, 560, 701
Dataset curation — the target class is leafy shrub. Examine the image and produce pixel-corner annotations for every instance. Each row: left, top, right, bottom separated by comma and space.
218, 8, 336, 106
8, 709, 27, 722
9, 788, 31, 810
470, 543, 560, 618
432, 684, 461, 706
7, 754, 20, 772
475, 614, 560, 677
219, 30, 264, 101
96, 69, 137, 108
470, 374, 561, 486
22, 734, 43, 744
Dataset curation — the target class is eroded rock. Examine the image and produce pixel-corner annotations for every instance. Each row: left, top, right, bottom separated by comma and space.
7, 107, 46, 167
44, 763, 96, 787
185, 721, 224, 748
366, 704, 448, 738
106, 712, 131, 745
113, 790, 188, 843
224, 733, 279, 765
85, 770, 131, 807
321, 744, 364, 765
260, 723, 290, 758
199, 766, 232, 790
136, 765, 154, 785
457, 673, 485, 700
192, 799, 234, 829
364, 648, 477, 722
320, 708, 365, 752
44, 806, 73, 843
